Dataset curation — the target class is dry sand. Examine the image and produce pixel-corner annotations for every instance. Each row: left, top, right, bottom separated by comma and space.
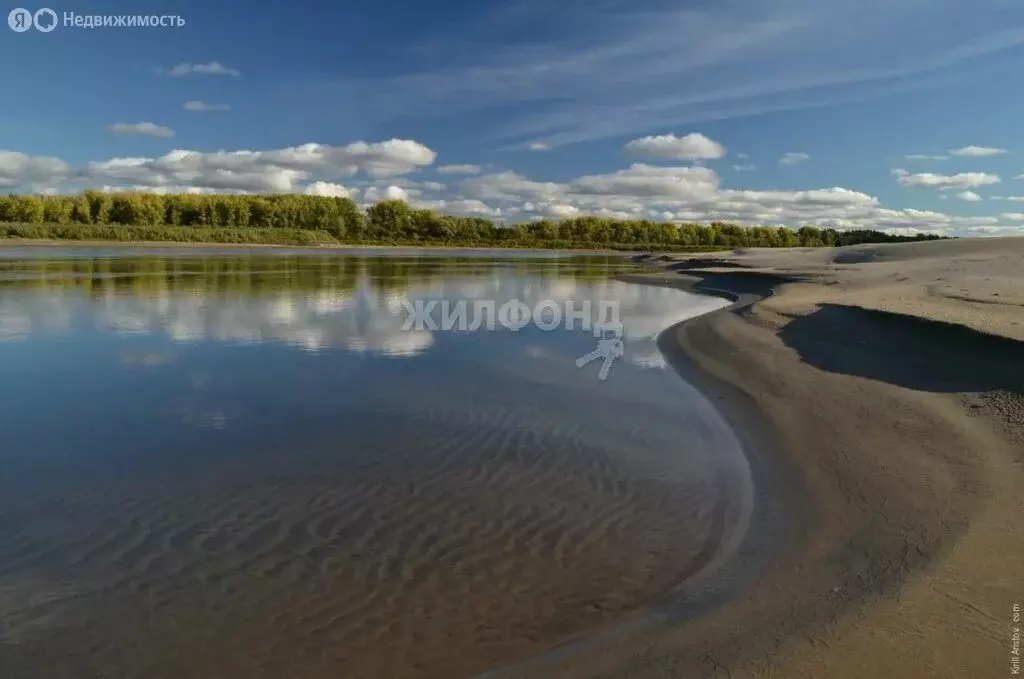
487, 237, 1023, 677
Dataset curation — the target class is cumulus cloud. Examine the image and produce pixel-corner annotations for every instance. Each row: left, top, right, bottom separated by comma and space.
106, 122, 174, 138
303, 181, 352, 198
949, 145, 1008, 157
163, 61, 240, 77
436, 164, 482, 175
527, 142, 550, 152
449, 163, 1022, 236
905, 154, 948, 160
0, 151, 71, 188
956, 190, 983, 202
732, 164, 756, 171
0, 140, 436, 195
85, 140, 435, 192
570, 163, 719, 200
363, 185, 410, 202
779, 152, 810, 165
184, 101, 231, 112
461, 171, 565, 203
893, 168, 1001, 190
623, 133, 726, 160
1001, 213, 1024, 221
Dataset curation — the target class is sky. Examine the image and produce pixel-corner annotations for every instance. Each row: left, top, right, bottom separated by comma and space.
3, 0, 1024, 236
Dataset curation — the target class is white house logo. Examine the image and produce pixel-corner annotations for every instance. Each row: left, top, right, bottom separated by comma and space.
575, 323, 624, 381
8, 7, 57, 32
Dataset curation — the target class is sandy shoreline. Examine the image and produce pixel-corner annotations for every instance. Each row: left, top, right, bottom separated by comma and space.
496, 237, 1023, 677
1, 238, 1019, 677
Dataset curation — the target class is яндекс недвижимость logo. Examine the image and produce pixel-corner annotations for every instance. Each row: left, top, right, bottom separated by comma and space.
8, 8, 185, 31
8, 7, 57, 32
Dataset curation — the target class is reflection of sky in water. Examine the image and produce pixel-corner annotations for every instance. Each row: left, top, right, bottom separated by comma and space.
0, 261, 725, 365
0, 252, 739, 487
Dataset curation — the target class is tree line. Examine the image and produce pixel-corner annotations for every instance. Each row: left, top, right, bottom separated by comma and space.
0, 192, 948, 250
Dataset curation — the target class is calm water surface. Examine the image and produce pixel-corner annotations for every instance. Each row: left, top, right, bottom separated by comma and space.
0, 247, 748, 678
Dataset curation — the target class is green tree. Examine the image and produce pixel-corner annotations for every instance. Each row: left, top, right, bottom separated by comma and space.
367, 199, 412, 239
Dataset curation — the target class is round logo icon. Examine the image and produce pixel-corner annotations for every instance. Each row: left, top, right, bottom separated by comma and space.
8, 7, 32, 31
33, 7, 57, 32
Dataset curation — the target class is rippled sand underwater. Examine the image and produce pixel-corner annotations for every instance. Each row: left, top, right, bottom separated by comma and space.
0, 250, 747, 678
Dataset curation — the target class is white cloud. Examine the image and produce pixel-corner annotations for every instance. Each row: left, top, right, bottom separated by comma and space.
905, 154, 948, 160
0, 140, 436, 195
303, 181, 351, 198
623, 133, 726, 160
164, 61, 240, 77
893, 168, 1001, 190
996, 196, 1024, 202
732, 164, 756, 171
527, 142, 550, 152
547, 204, 580, 218
1001, 213, 1024, 221
184, 101, 231, 112
434, 199, 502, 217
97, 185, 253, 195
363, 185, 410, 202
461, 171, 565, 203
949, 145, 1008, 157
779, 152, 810, 165
955, 190, 983, 202
569, 163, 719, 200
736, 153, 749, 160
106, 122, 174, 138
453, 163, 1023, 236
436, 164, 482, 175
0, 151, 71, 188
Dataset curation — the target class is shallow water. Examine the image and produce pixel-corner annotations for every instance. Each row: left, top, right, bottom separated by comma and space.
0, 248, 747, 678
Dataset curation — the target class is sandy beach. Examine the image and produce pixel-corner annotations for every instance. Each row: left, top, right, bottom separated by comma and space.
491, 236, 1023, 677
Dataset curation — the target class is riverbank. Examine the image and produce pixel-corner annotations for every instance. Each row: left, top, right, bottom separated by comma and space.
0, 239, 625, 256
498, 237, 1023, 677
0, 224, 725, 253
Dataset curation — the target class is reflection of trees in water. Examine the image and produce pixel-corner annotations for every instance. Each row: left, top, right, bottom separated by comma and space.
0, 254, 627, 297
0, 254, 636, 355
0, 253, 723, 359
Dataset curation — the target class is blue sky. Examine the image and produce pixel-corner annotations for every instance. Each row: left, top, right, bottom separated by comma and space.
3, 0, 1024, 235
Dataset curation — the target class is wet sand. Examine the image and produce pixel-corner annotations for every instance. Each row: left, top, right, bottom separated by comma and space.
493, 237, 1023, 677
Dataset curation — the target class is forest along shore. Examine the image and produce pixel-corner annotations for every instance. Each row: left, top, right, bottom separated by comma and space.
1, 191, 945, 250
498, 237, 1023, 679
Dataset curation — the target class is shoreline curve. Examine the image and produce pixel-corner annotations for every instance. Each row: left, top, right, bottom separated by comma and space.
480, 239, 1023, 678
